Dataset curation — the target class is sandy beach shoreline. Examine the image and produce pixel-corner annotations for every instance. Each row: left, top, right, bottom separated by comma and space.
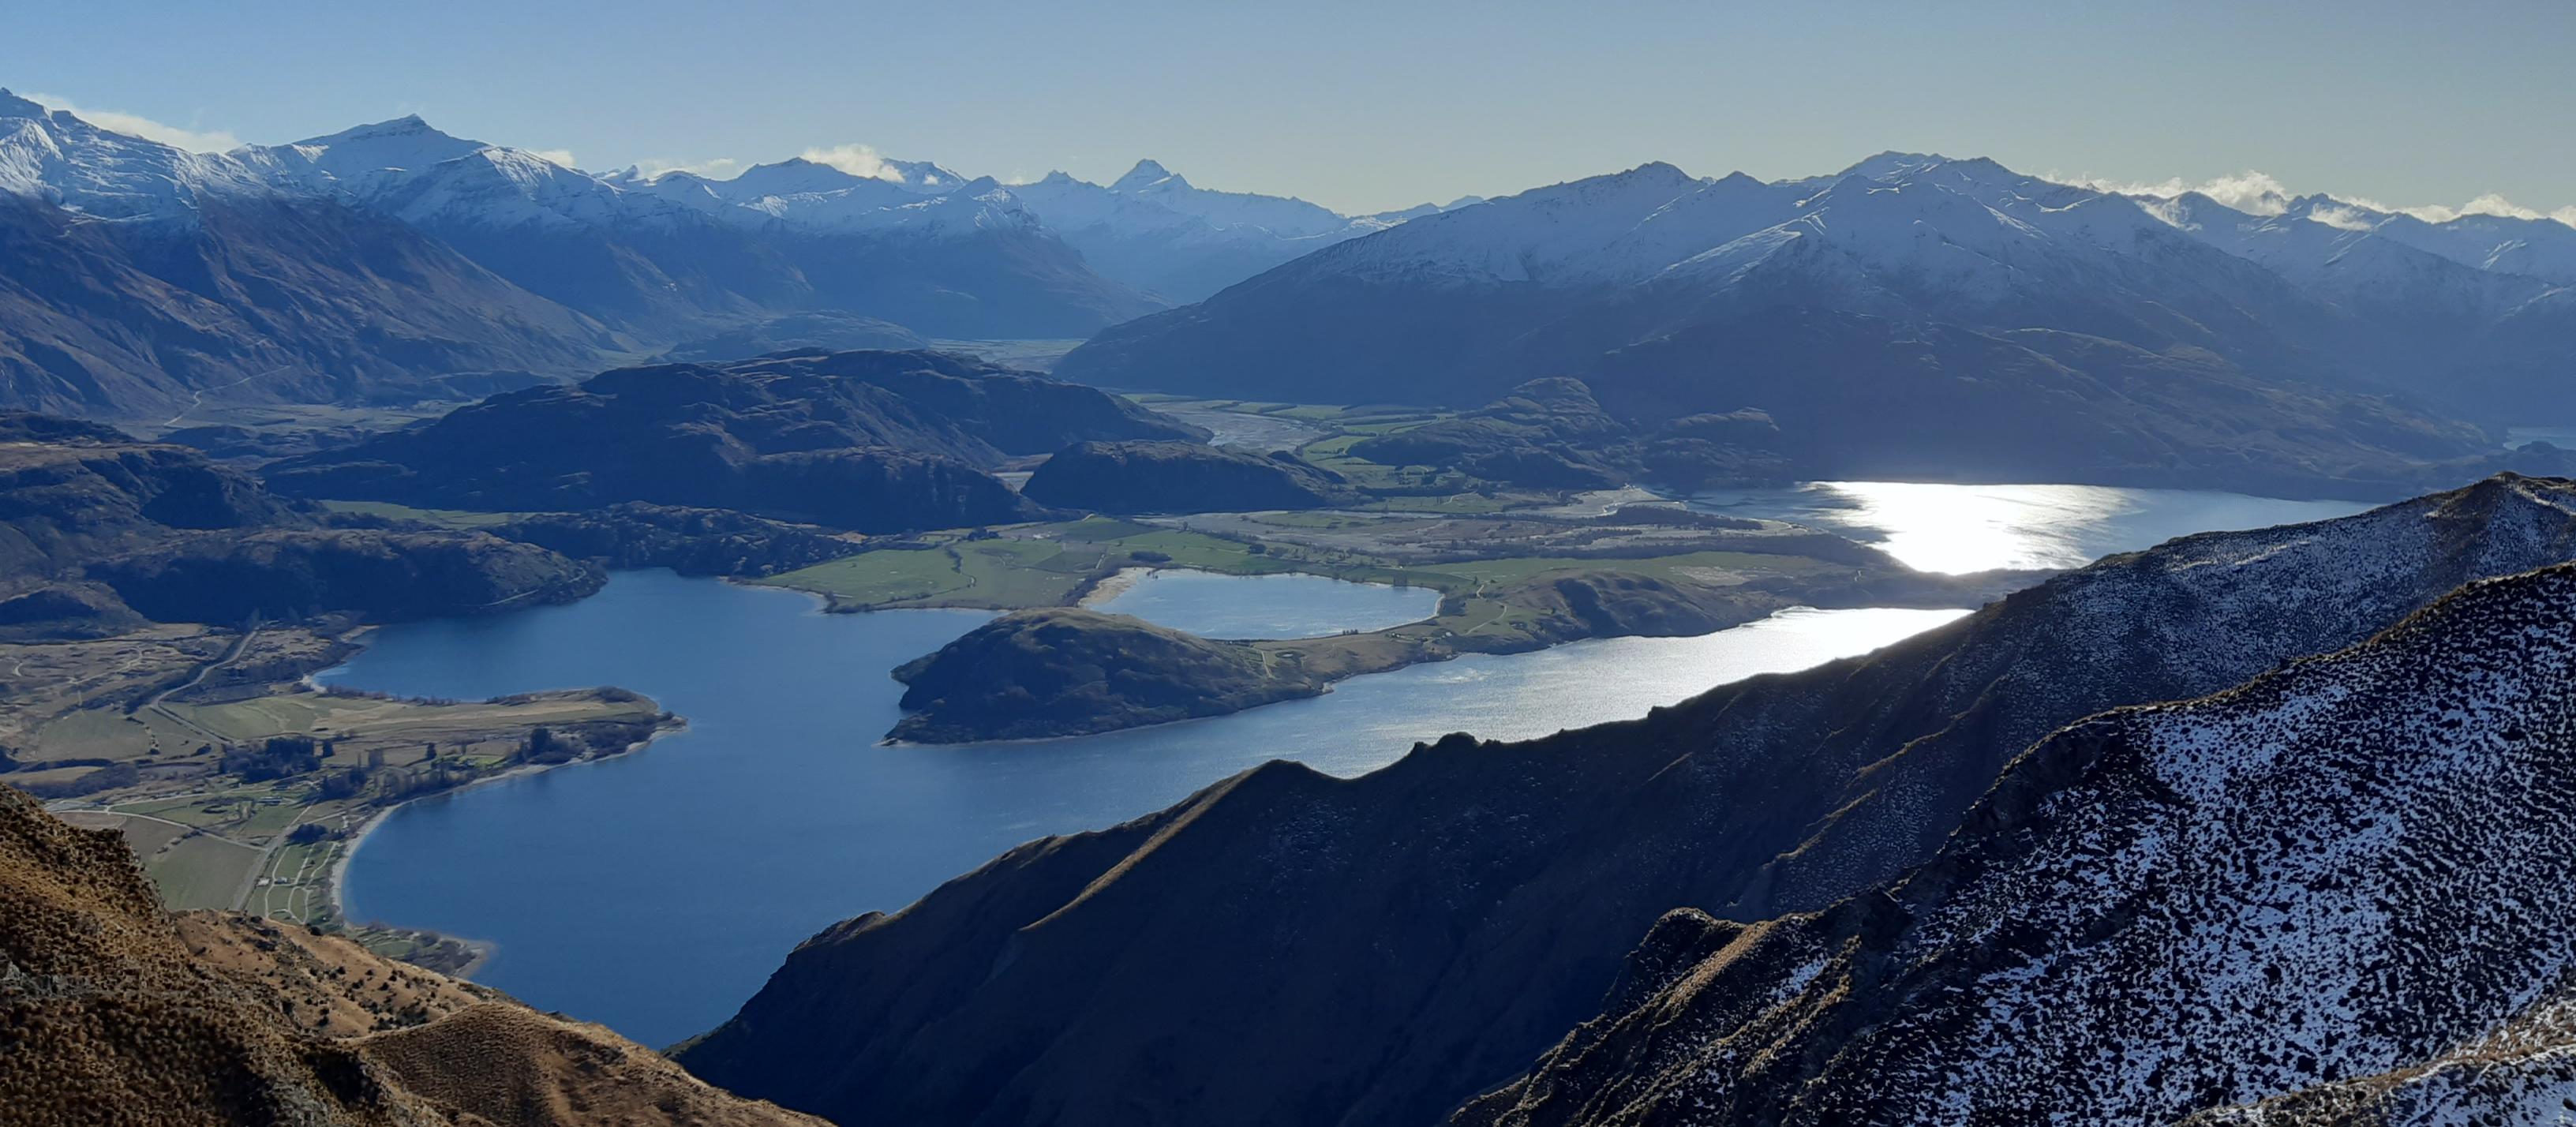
320, 717, 687, 979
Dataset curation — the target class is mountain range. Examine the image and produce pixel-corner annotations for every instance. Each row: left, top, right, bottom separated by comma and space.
672, 474, 2576, 1126
1060, 152, 2576, 432
0, 91, 1488, 420
13, 92, 2573, 466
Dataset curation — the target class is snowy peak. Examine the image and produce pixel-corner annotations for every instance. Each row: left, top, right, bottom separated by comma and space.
0, 91, 271, 220
261, 114, 489, 177
723, 156, 871, 200
881, 158, 967, 193
1112, 159, 1179, 192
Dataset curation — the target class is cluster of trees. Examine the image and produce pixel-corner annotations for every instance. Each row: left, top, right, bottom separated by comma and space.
220, 736, 335, 781
515, 726, 575, 765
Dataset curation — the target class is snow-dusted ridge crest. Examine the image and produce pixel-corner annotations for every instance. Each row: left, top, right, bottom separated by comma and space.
1465, 545, 2576, 1125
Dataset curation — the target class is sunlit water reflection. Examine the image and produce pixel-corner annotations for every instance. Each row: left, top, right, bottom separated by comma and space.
1690, 481, 2373, 573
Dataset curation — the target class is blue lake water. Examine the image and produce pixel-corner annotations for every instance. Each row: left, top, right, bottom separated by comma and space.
1088, 567, 1438, 638
330, 571, 1965, 1048
334, 480, 2368, 1048
1689, 481, 2375, 573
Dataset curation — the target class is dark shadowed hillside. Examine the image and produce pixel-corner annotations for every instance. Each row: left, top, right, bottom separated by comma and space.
265, 350, 1206, 532
1020, 440, 1358, 513
675, 475, 2576, 1127
0, 416, 601, 632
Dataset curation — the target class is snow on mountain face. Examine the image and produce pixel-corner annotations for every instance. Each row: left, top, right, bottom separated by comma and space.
1312, 160, 1716, 285
736, 176, 1042, 238
717, 157, 908, 204
230, 117, 690, 232
230, 114, 485, 189
1000, 160, 1466, 301
229, 122, 1051, 245
2369, 208, 2576, 287
1468, 551, 2576, 1126
2188, 995, 2576, 1125
0, 88, 270, 221
2132, 184, 2576, 289
1101, 158, 1351, 238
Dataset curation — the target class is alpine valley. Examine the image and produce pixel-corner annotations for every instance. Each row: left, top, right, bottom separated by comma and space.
14, 74, 2576, 1127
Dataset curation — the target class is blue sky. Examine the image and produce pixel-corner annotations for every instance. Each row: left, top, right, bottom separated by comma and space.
7, 0, 2570, 216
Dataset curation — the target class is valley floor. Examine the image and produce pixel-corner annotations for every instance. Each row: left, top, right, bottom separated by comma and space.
7, 623, 673, 973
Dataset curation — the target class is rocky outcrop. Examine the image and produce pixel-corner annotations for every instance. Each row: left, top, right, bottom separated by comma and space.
1020, 440, 1357, 514
675, 474, 2576, 1127
0, 784, 820, 1126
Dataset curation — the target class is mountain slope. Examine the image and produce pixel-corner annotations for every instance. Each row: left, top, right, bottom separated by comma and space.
238, 121, 1165, 341
1004, 160, 1459, 301
0, 417, 603, 632
673, 474, 2576, 1127
0, 93, 622, 419
1464, 559, 2576, 1125
0, 783, 818, 1126
1054, 153, 2576, 481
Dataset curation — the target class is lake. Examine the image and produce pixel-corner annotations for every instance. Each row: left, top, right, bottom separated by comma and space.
1689, 481, 2375, 573
1088, 567, 1438, 637
331, 572, 1964, 1047
335, 479, 2364, 1047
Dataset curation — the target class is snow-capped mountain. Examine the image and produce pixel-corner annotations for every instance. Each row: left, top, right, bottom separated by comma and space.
0, 89, 269, 222
227, 118, 1154, 336
0, 89, 619, 418
1005, 159, 1471, 301
1060, 152, 2576, 427
0, 95, 1163, 416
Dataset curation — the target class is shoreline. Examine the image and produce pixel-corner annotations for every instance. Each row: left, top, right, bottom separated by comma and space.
321, 715, 689, 980
1077, 565, 1159, 607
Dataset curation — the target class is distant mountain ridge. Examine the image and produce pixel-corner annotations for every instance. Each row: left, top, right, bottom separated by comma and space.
0, 92, 1163, 418
1058, 152, 2576, 440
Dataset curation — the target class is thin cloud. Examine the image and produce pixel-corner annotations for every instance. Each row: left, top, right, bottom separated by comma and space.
799, 144, 904, 182
2056, 167, 2574, 230
27, 92, 241, 152
2054, 170, 2293, 215
529, 148, 579, 169
630, 157, 746, 181
2391, 193, 2576, 227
